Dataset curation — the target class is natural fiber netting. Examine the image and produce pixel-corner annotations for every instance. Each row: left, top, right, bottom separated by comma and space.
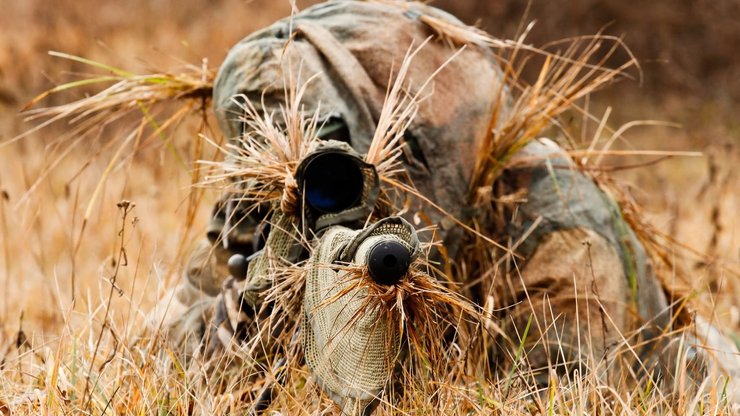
303, 225, 406, 410
366, 222, 414, 252
245, 211, 296, 288
216, 210, 299, 346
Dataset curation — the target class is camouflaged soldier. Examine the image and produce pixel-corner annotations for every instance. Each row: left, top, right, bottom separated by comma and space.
150, 0, 505, 358
149, 0, 740, 411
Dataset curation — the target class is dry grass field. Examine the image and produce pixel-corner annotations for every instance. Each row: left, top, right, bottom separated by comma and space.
0, 0, 738, 414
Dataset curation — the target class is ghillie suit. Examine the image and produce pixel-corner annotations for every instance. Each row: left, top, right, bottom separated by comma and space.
146, 0, 740, 413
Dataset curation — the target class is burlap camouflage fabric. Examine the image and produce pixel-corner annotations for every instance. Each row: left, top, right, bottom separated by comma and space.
148, 0, 740, 410
304, 217, 419, 413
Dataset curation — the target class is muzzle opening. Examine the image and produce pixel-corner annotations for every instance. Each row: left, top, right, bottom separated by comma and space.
367, 240, 411, 285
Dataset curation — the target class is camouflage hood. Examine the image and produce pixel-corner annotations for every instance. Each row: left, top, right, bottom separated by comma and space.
213, 0, 508, 255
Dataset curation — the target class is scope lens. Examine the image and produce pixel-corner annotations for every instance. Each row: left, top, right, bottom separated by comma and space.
303, 152, 364, 213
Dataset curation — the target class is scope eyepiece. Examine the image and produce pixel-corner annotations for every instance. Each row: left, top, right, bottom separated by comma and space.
302, 152, 364, 214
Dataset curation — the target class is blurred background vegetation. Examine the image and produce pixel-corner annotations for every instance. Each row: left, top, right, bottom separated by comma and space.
0, 0, 737, 338
3, 0, 738, 125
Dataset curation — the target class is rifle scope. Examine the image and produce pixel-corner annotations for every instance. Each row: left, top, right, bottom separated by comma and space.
302, 152, 364, 214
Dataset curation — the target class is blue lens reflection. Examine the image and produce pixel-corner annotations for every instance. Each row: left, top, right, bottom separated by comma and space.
304, 153, 363, 213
